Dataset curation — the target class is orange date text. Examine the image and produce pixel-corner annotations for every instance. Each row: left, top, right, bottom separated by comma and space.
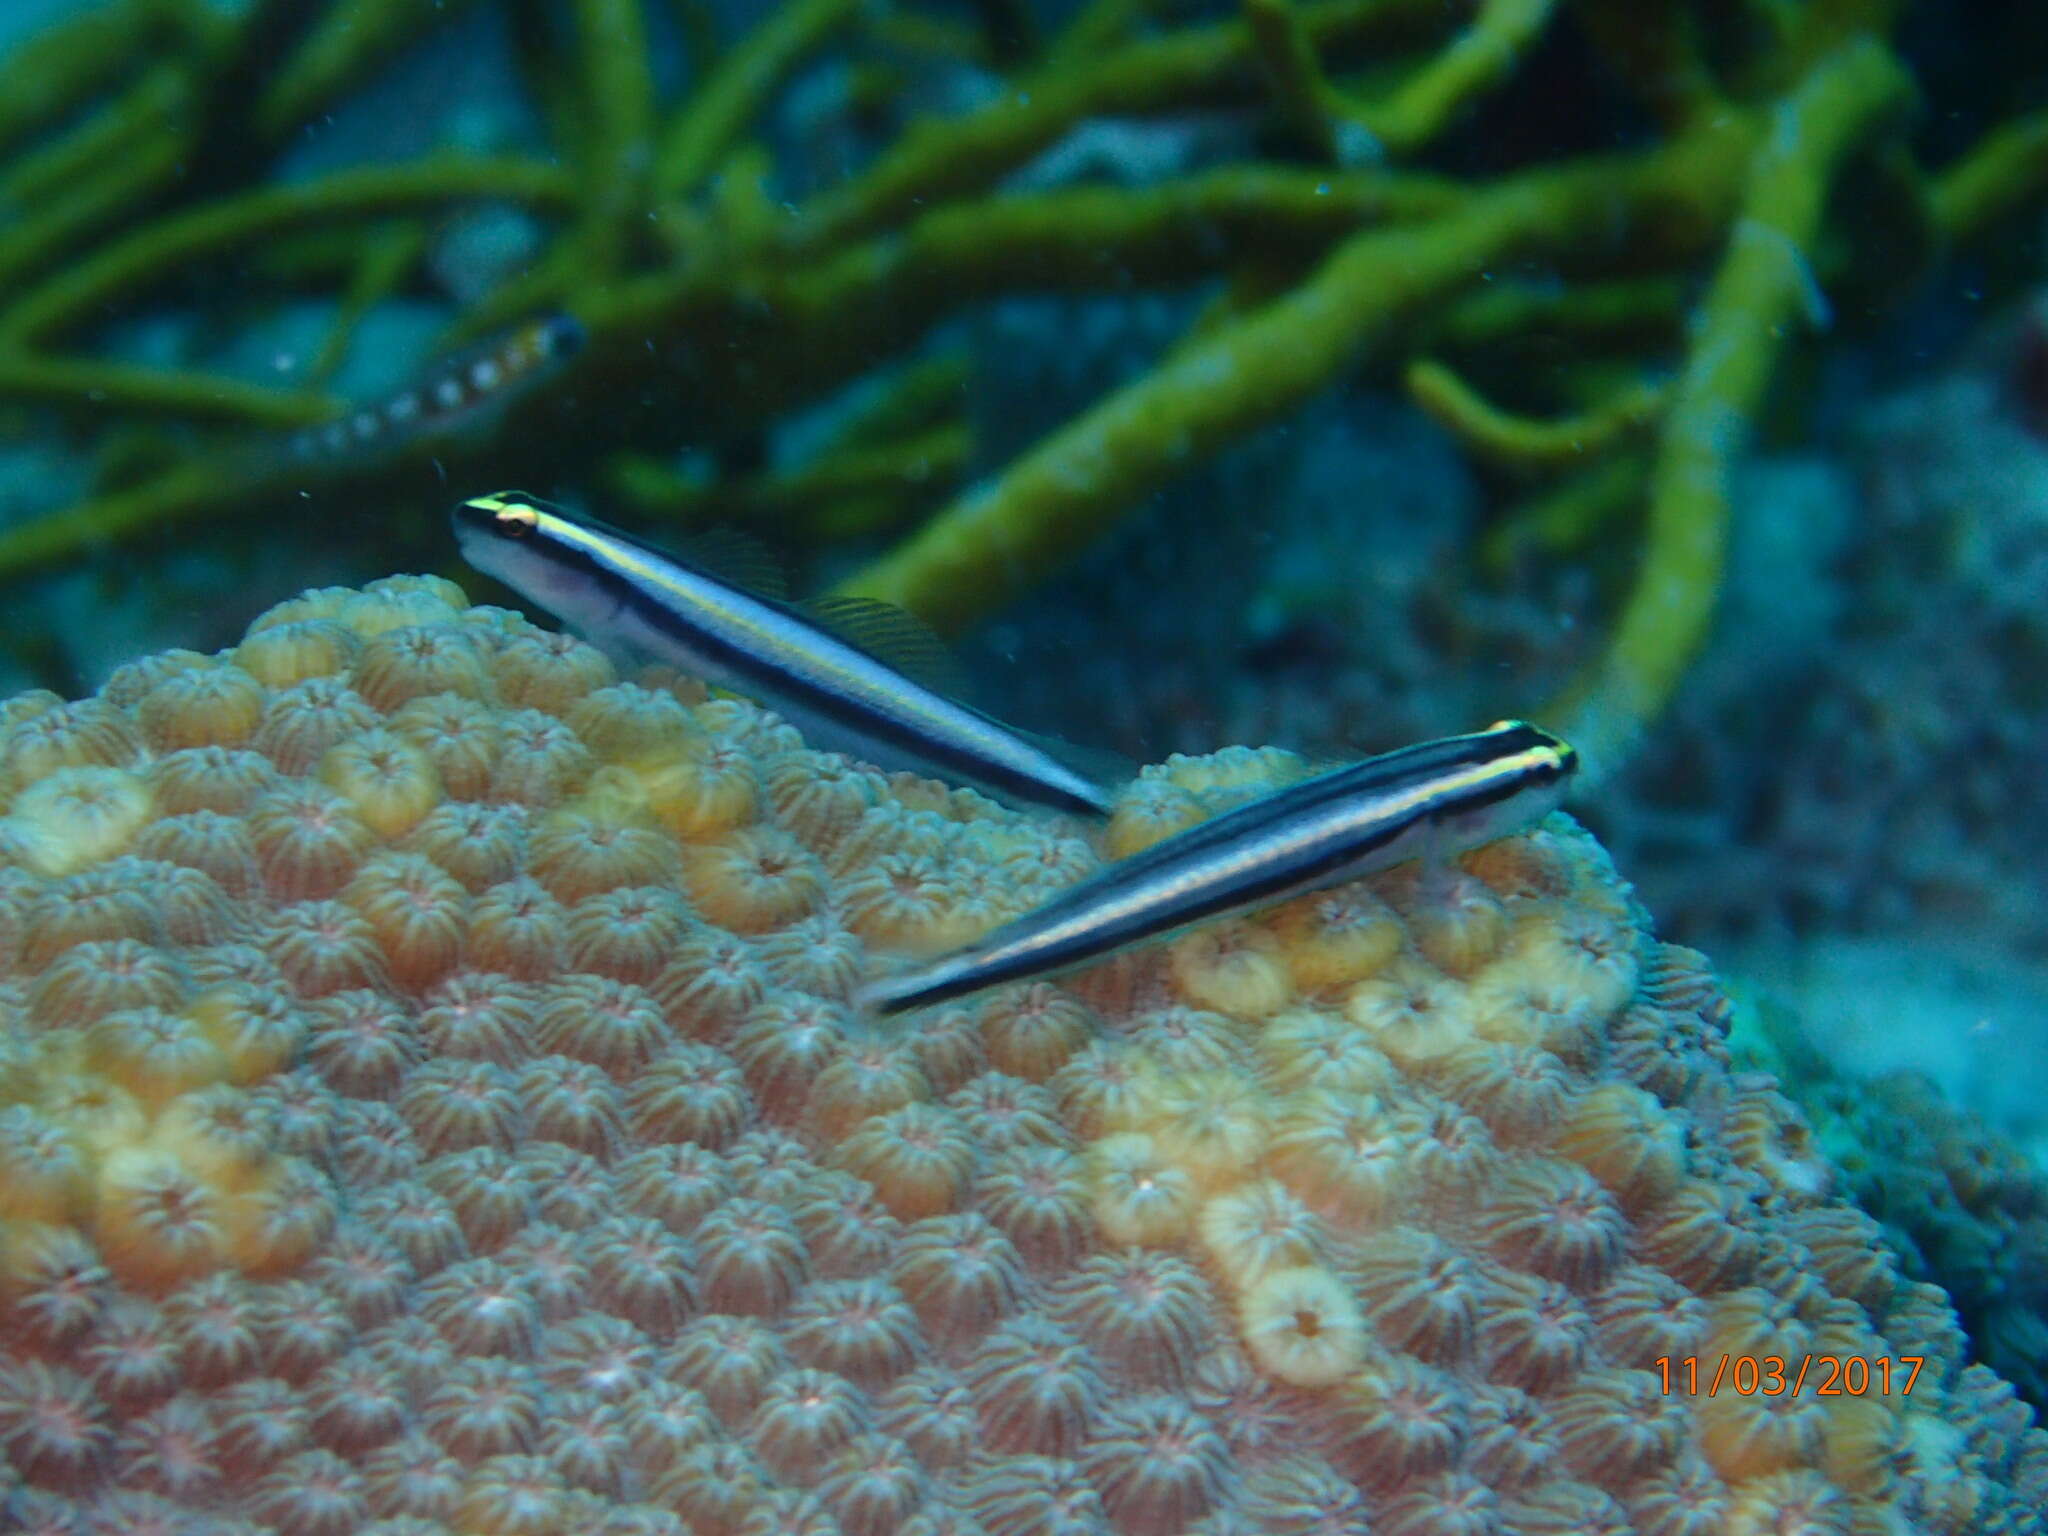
1654, 1355, 1922, 1397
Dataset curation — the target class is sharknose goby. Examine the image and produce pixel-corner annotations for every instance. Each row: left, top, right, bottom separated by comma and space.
453, 492, 1115, 818
862, 720, 1578, 1015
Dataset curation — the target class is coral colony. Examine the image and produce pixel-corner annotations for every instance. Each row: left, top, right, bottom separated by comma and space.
0, 578, 2041, 1530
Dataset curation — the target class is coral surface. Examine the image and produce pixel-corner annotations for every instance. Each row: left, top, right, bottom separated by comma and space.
1799, 1068, 2048, 1419
0, 578, 2043, 1533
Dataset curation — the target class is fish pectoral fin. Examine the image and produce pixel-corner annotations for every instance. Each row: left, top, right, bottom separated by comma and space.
676, 526, 790, 599
801, 594, 969, 698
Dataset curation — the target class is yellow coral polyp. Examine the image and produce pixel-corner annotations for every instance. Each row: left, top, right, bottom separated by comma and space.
1196, 1177, 1325, 1288
1265, 1090, 1412, 1227
1050, 1044, 1148, 1137
0, 1219, 85, 1305
1139, 1071, 1272, 1193
1401, 871, 1508, 976
565, 684, 705, 765
1503, 902, 1642, 1019
1266, 885, 1404, 993
389, 693, 502, 800
1552, 1081, 1685, 1206
1, 765, 153, 876
94, 1144, 228, 1291
0, 577, 2029, 1525
317, 728, 443, 839
1167, 921, 1292, 1018
248, 587, 354, 630
680, 826, 824, 934
840, 849, 974, 954
1820, 1394, 1911, 1498
1464, 962, 1602, 1062
153, 1091, 274, 1194
352, 623, 492, 711
136, 663, 266, 750
82, 1010, 229, 1110
1256, 1007, 1397, 1096
1162, 744, 1306, 799
1103, 775, 1207, 859
221, 1156, 333, 1275
37, 1065, 147, 1162
337, 578, 467, 638
1237, 1263, 1368, 1388
1344, 961, 1473, 1068
637, 736, 761, 840
1089, 1132, 1197, 1247
232, 617, 359, 687
185, 985, 304, 1082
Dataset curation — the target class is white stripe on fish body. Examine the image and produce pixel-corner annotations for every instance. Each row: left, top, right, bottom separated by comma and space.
454, 495, 1114, 817
863, 722, 1576, 1015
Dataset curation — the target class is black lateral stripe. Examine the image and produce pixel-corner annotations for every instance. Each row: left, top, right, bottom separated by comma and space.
605, 555, 1025, 778
1060, 725, 1550, 892
989, 737, 1553, 962
547, 512, 1099, 810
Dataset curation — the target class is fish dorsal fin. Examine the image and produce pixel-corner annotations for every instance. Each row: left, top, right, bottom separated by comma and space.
801, 594, 968, 698
675, 526, 790, 599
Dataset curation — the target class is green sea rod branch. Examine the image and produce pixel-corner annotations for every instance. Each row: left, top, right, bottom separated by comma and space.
0, 70, 195, 293
0, 0, 170, 158
433, 0, 660, 348
968, 0, 1042, 64
833, 132, 1746, 633
608, 424, 970, 534
0, 463, 230, 580
0, 163, 1456, 588
571, 0, 657, 275
0, 357, 342, 428
653, 0, 860, 199
1572, 0, 1723, 131
1046, 0, 1155, 66
790, 0, 1437, 251
1243, 0, 1347, 160
1930, 108, 2048, 247
309, 221, 430, 383
876, 165, 1466, 292
1404, 357, 1665, 471
0, 156, 578, 348
1361, 0, 1557, 154
1481, 450, 1649, 571
1247, 0, 1559, 160
0, 63, 190, 217
594, 163, 1468, 405
1427, 275, 1689, 355
255, 0, 486, 141
1557, 38, 1911, 777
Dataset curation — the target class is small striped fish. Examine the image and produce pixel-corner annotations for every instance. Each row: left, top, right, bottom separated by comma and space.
454, 493, 1116, 817
284, 314, 583, 466
863, 721, 1577, 1014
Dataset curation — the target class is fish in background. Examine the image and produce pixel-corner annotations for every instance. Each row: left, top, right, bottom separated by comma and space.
271, 312, 585, 471
453, 491, 1120, 818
